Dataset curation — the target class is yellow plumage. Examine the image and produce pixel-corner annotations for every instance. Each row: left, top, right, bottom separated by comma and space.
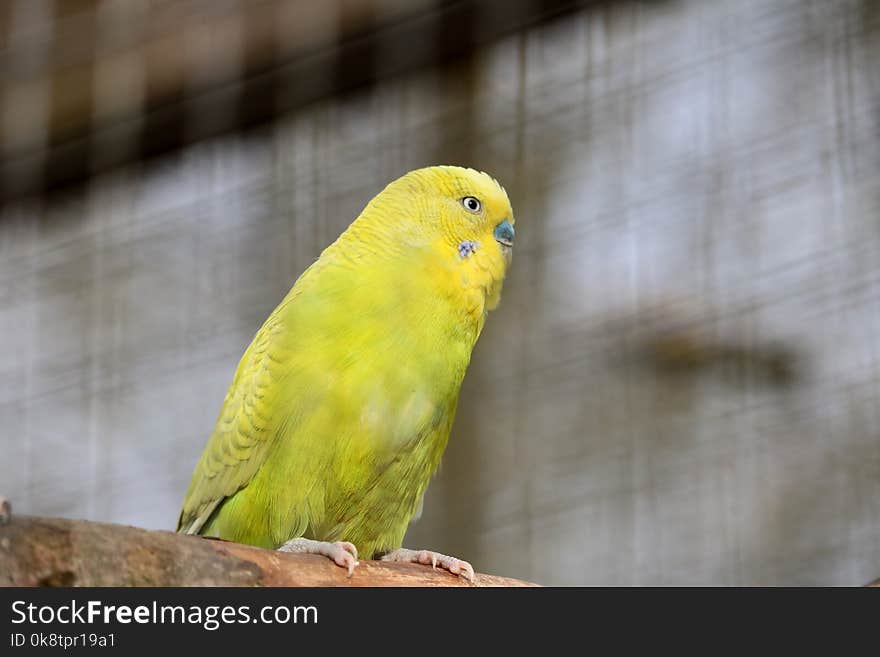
177, 166, 514, 560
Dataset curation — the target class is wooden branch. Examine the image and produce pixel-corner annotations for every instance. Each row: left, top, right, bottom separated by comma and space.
0, 515, 536, 587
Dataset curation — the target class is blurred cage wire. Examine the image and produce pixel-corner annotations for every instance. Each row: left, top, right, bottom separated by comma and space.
1, 0, 879, 585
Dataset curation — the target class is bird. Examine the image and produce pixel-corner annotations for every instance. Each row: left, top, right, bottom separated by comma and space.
177, 165, 515, 580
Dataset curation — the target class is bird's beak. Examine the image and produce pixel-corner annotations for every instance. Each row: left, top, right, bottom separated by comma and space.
494, 220, 515, 248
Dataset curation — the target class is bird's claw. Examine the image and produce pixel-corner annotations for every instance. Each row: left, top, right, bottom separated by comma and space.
278, 538, 360, 577
329, 541, 360, 577
381, 548, 475, 582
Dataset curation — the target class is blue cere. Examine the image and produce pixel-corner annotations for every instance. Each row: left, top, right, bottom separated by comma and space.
494, 220, 514, 247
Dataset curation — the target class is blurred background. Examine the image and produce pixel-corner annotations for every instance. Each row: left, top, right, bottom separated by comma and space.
1, 0, 879, 586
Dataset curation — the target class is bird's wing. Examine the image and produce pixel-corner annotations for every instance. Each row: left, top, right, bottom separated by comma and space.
177, 312, 290, 534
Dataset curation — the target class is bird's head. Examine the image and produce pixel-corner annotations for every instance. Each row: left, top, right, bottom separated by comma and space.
351, 165, 514, 319
399, 165, 514, 263
330, 165, 515, 331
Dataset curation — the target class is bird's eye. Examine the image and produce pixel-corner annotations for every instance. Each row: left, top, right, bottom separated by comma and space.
461, 196, 482, 213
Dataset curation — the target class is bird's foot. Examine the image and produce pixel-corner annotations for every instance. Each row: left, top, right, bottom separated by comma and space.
380, 548, 475, 582
278, 538, 359, 576
0, 497, 10, 525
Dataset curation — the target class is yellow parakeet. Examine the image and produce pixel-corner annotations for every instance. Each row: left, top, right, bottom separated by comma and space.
177, 166, 515, 579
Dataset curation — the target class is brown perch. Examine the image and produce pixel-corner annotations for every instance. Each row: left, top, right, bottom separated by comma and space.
0, 515, 537, 587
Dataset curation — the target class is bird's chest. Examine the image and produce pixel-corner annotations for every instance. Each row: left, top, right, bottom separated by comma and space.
326, 339, 461, 502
